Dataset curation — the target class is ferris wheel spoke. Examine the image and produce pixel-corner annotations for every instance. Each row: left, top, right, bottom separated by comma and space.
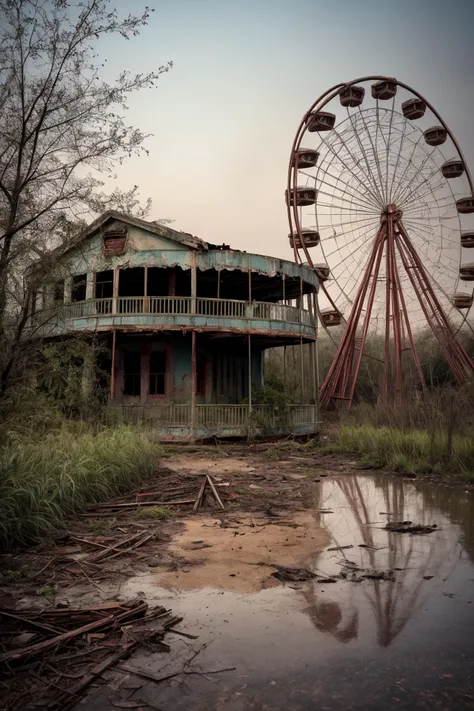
299, 170, 378, 213
348, 107, 387, 204
401, 229, 460, 290
322, 219, 381, 258
389, 132, 430, 204
311, 185, 381, 214
312, 130, 384, 212
387, 113, 409, 203
402, 220, 460, 264
400, 180, 451, 212
327, 225, 378, 274
302, 159, 382, 213
317, 129, 384, 208
393, 149, 439, 206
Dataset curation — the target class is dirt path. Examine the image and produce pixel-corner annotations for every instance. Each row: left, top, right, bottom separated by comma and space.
0, 443, 357, 710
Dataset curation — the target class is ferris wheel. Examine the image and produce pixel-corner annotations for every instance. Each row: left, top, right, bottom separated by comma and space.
286, 76, 474, 407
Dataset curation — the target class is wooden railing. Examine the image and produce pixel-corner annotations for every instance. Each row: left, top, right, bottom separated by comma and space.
106, 403, 318, 431
30, 296, 316, 327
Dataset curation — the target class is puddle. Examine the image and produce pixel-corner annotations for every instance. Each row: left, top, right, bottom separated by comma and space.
76, 474, 474, 710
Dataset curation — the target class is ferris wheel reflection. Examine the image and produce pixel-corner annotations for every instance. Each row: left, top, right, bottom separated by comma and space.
301, 474, 462, 647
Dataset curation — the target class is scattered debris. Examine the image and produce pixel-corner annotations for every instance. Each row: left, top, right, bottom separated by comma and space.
327, 544, 354, 552
270, 565, 316, 582
0, 599, 182, 710
385, 521, 438, 534
193, 474, 225, 512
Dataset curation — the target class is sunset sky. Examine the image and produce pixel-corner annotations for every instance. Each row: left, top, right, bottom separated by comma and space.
100, 0, 474, 262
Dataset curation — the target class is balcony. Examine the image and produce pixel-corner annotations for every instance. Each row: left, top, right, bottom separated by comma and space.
28, 296, 317, 339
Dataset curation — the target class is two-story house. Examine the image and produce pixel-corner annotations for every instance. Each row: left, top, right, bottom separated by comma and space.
29, 211, 320, 439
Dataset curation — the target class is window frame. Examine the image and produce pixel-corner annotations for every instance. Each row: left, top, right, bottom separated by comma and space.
148, 348, 168, 398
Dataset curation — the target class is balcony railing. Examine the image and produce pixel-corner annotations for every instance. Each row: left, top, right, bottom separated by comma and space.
30, 296, 316, 328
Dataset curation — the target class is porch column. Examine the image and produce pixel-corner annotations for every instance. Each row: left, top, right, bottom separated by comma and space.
191, 259, 197, 314
248, 334, 252, 414
110, 329, 117, 402
191, 331, 197, 437
144, 266, 148, 313
64, 276, 72, 304
112, 268, 119, 314
86, 272, 94, 301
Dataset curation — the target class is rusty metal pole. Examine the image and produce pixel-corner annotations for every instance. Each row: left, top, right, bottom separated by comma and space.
110, 329, 116, 402
191, 331, 197, 438
299, 275, 304, 401
313, 287, 320, 391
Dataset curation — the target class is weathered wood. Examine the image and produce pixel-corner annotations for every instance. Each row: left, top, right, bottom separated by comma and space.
0, 614, 116, 664
193, 476, 207, 512
87, 499, 195, 511
85, 532, 146, 563
206, 475, 225, 510
60, 641, 138, 710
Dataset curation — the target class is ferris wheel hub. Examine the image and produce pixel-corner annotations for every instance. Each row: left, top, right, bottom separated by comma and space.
380, 204, 403, 222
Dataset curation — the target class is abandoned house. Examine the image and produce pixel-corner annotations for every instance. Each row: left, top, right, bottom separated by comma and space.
27, 211, 320, 439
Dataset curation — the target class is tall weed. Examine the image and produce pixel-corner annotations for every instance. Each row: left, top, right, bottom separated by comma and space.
0, 425, 161, 550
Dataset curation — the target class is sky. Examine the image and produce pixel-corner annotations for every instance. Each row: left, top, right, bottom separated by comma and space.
98, 0, 474, 264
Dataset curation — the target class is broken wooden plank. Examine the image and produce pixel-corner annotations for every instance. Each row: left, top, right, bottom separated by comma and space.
85, 532, 148, 563
207, 475, 225, 510
59, 641, 138, 710
0, 614, 116, 664
105, 535, 153, 562
193, 476, 207, 512
86, 499, 195, 510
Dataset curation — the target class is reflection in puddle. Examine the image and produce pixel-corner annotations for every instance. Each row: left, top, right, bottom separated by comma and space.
78, 474, 474, 711
303, 474, 465, 648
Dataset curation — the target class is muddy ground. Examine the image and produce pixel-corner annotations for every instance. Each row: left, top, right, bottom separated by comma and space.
0, 443, 351, 600
1, 443, 473, 710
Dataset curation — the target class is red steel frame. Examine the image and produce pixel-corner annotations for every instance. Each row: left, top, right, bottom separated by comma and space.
287, 76, 474, 408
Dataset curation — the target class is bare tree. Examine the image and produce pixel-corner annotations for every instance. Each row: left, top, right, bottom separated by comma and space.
0, 0, 172, 392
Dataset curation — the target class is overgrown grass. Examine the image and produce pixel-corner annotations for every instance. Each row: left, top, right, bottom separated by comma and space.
0, 425, 162, 551
325, 424, 474, 478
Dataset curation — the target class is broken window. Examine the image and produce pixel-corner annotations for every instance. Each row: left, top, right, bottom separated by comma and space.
123, 351, 141, 396
53, 279, 64, 304
95, 270, 113, 314
196, 354, 206, 396
102, 227, 127, 256
71, 274, 87, 302
149, 351, 166, 396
